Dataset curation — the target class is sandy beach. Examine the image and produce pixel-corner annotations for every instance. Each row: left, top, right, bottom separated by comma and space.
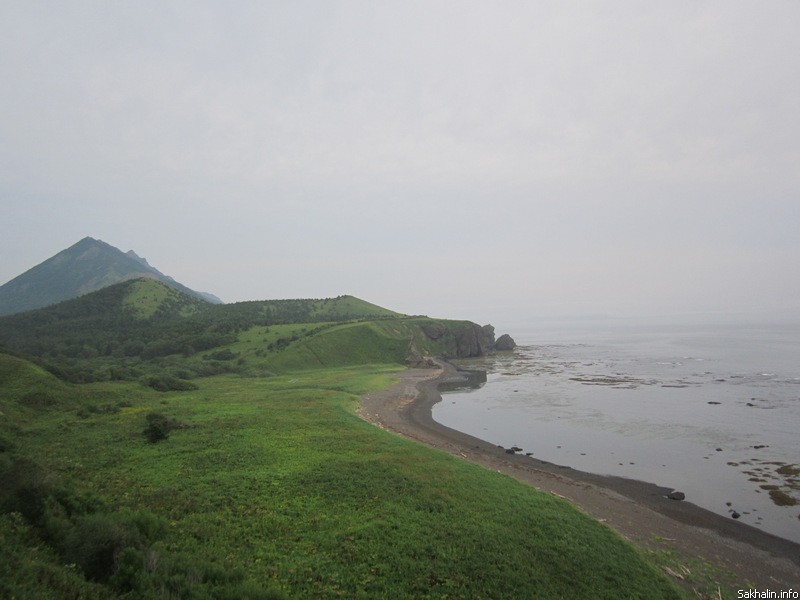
358, 361, 800, 589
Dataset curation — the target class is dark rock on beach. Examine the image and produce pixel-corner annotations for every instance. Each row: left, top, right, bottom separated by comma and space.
667, 491, 686, 501
494, 334, 517, 351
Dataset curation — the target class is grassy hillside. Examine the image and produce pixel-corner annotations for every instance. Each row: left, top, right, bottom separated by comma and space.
0, 281, 411, 383
260, 322, 409, 372
122, 278, 208, 319
0, 351, 74, 407
0, 361, 681, 599
199, 294, 402, 329
0, 283, 689, 597
307, 295, 403, 319
0, 281, 484, 386
184, 317, 493, 377
0, 352, 75, 446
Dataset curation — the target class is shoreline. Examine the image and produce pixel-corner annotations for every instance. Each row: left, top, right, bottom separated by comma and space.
358, 360, 800, 588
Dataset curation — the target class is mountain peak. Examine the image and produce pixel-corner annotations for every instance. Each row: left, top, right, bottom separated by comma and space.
125, 249, 151, 268
0, 238, 222, 316
70, 236, 108, 251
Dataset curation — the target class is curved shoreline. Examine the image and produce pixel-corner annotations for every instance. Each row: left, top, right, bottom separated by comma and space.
359, 361, 800, 588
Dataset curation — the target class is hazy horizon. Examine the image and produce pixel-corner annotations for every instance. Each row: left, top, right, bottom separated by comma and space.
3, 2, 799, 328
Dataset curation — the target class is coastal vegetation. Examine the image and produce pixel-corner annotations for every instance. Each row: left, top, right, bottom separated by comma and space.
0, 279, 682, 598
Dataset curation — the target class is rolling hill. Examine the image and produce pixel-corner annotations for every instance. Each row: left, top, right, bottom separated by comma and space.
0, 277, 494, 384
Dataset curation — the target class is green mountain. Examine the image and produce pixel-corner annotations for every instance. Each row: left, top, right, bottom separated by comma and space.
0, 237, 222, 316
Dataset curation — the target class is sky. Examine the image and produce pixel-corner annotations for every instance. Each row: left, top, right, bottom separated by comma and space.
2, 1, 799, 330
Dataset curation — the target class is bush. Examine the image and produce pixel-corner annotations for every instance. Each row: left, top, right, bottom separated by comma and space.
122, 509, 167, 542
204, 349, 237, 361
0, 455, 54, 523
65, 513, 143, 582
145, 375, 198, 392
143, 412, 185, 443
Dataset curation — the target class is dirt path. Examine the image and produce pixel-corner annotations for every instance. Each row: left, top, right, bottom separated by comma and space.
358, 362, 800, 590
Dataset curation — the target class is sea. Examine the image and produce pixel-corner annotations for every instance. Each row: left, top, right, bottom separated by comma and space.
433, 316, 800, 543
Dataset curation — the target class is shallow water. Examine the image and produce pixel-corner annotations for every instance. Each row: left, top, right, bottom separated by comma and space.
434, 318, 800, 543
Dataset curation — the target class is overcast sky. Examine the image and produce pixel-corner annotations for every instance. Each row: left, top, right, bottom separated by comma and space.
2, 1, 799, 329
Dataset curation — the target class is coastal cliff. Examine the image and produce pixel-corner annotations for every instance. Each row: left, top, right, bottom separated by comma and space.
418, 320, 515, 359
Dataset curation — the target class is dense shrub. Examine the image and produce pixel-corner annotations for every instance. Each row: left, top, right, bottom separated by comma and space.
143, 412, 185, 443
145, 374, 198, 392
65, 513, 144, 582
0, 455, 54, 523
204, 349, 237, 361
0, 446, 248, 596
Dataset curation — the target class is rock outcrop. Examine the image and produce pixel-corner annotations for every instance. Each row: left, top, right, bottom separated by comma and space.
449, 322, 492, 358
482, 324, 496, 348
405, 337, 437, 368
494, 334, 517, 351
420, 321, 515, 359
420, 322, 448, 340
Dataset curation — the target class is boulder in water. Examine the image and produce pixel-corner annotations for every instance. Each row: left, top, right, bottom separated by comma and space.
494, 334, 517, 351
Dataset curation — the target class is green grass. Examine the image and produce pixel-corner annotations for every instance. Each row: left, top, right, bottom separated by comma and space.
307, 295, 404, 320
122, 278, 204, 319
208, 317, 482, 377
0, 352, 81, 433
0, 351, 74, 403
260, 322, 408, 372
643, 543, 765, 599
1, 363, 681, 599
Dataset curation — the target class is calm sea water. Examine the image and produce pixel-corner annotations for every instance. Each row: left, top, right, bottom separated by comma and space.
434, 317, 800, 543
